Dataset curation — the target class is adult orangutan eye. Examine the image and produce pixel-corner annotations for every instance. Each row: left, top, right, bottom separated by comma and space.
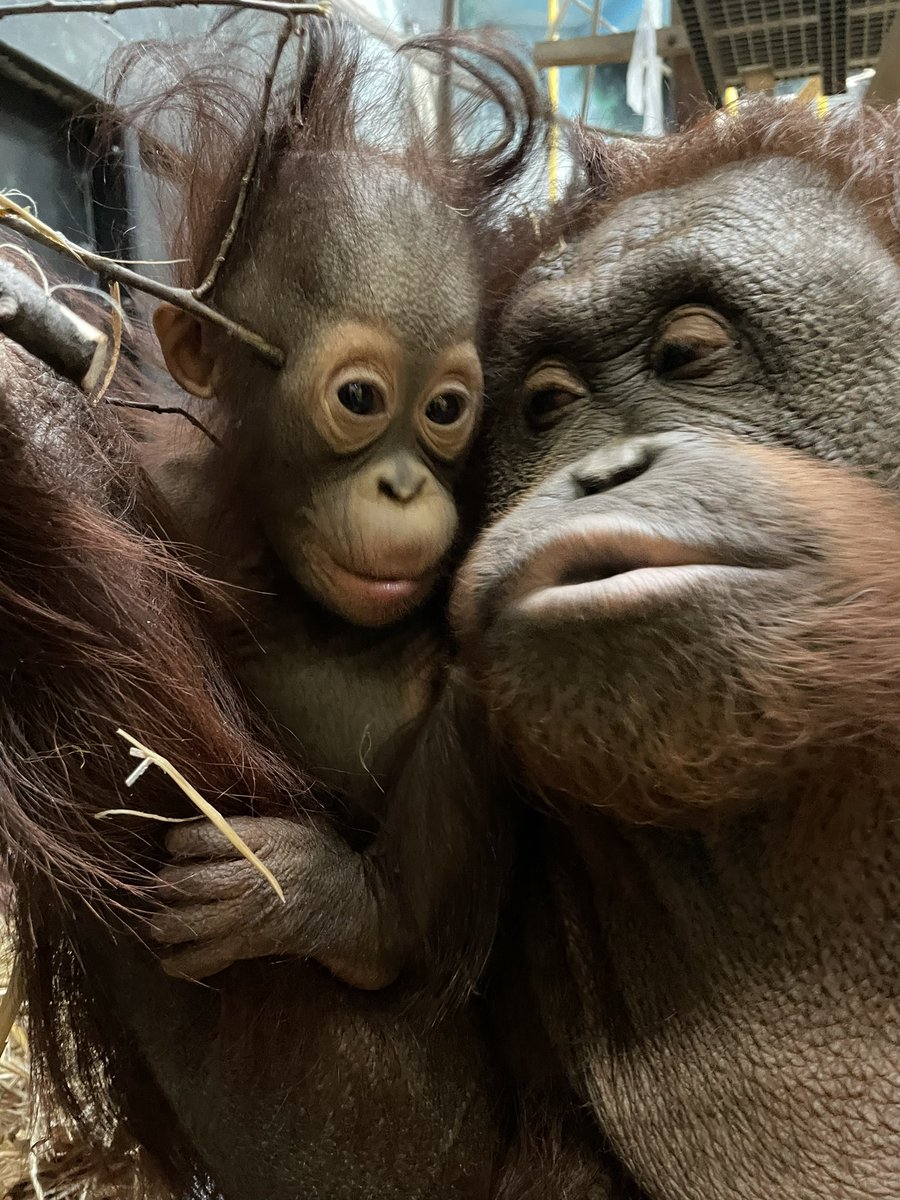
337, 380, 385, 416
652, 306, 737, 381
527, 389, 581, 430
524, 362, 586, 432
425, 392, 464, 426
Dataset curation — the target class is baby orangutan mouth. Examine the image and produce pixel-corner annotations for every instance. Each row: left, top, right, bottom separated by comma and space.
325, 556, 438, 624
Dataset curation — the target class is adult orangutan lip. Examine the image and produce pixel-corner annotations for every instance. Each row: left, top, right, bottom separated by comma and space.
500, 518, 773, 624
512, 563, 764, 623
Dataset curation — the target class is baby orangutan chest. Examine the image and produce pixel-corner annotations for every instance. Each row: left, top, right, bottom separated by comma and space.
232, 616, 440, 785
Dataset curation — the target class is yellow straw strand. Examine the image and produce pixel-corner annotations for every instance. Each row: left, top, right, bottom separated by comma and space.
116, 729, 285, 902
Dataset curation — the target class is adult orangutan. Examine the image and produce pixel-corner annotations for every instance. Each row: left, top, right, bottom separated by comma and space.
452, 99, 900, 1199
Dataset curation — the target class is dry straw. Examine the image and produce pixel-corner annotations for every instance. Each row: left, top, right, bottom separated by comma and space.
99, 729, 285, 902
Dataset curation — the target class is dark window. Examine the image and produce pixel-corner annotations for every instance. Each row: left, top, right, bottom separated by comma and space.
0, 56, 132, 284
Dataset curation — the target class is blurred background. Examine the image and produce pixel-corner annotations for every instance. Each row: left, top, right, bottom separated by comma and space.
0, 0, 896, 291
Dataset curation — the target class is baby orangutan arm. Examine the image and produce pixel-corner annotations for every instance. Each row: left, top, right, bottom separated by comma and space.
150, 682, 508, 992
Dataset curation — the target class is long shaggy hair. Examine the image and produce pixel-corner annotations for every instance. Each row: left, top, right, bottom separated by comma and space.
1, 17, 550, 1197
584, 97, 900, 257
0, 295, 322, 1195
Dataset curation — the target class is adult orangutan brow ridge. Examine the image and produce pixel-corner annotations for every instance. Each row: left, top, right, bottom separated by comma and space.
452, 100, 900, 1199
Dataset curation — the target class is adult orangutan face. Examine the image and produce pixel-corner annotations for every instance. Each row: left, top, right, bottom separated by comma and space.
453, 156, 900, 823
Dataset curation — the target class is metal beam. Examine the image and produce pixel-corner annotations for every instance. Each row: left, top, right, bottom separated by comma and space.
534, 25, 690, 69
821, 0, 848, 95
721, 13, 816, 38
675, 0, 723, 101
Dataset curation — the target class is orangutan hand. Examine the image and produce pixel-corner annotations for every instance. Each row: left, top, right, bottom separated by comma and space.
148, 816, 402, 989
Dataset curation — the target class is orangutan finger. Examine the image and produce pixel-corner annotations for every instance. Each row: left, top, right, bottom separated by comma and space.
148, 900, 243, 946
156, 861, 250, 903
165, 822, 245, 862
159, 940, 244, 981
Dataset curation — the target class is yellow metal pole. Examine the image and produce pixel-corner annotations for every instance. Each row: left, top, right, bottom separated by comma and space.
723, 85, 739, 115
548, 0, 560, 200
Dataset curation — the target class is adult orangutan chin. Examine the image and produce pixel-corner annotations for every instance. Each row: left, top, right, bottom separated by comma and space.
453, 100, 900, 1200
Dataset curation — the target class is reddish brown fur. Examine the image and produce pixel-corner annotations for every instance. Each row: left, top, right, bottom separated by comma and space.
489, 97, 900, 325
580, 97, 900, 242
0, 266, 322, 1190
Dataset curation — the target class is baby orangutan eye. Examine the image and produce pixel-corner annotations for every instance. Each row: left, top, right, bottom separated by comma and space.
524, 362, 586, 432
338, 380, 386, 416
425, 393, 464, 426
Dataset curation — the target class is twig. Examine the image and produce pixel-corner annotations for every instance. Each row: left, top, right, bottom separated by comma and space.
1, 214, 286, 367
0, 957, 23, 1058
193, 15, 295, 299
107, 396, 221, 445
0, 0, 328, 20
0, 258, 108, 388
116, 729, 285, 901
91, 278, 122, 403
289, 19, 308, 124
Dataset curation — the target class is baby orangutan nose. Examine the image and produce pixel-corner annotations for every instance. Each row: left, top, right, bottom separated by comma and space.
377, 460, 428, 505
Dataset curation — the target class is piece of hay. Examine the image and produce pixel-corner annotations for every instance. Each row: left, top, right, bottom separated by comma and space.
0, 964, 21, 1061
109, 729, 285, 902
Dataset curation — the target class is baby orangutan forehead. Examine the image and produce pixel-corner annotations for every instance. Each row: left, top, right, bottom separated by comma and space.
228, 156, 480, 352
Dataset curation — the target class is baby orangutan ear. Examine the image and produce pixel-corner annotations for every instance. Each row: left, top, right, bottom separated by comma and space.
154, 304, 219, 399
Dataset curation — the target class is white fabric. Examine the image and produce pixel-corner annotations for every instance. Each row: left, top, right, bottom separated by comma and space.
626, 0, 665, 136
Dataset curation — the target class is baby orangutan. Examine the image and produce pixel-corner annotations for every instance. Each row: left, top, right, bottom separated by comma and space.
131, 16, 541, 988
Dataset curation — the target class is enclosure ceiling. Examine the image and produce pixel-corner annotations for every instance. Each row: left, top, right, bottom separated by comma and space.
678, 0, 900, 96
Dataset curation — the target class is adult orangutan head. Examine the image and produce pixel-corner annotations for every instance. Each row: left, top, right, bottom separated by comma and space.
453, 101, 900, 824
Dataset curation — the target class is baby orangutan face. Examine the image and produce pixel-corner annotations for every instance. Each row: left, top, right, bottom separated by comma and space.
285, 320, 481, 626
154, 161, 484, 628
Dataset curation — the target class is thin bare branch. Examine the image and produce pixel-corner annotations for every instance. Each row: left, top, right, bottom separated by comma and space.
193, 15, 294, 299
0, 0, 328, 22
107, 396, 221, 444
1, 214, 286, 367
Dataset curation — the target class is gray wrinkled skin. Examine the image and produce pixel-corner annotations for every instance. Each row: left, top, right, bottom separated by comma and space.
458, 158, 900, 1199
